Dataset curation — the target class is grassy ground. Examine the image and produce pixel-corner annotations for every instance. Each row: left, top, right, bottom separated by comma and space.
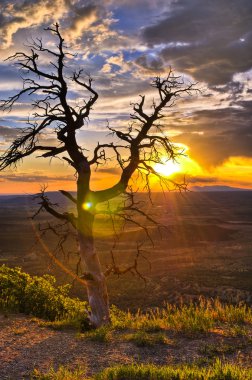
31, 360, 252, 380
1, 266, 251, 379
1, 265, 251, 334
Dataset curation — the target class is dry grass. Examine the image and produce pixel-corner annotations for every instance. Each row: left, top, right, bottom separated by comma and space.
110, 298, 252, 335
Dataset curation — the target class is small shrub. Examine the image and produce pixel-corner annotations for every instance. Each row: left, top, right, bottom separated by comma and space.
127, 331, 153, 347
153, 332, 172, 345
200, 343, 236, 358
211, 299, 252, 324
0, 265, 87, 322
81, 326, 112, 342
226, 324, 249, 337
0, 265, 29, 312
127, 331, 171, 347
110, 305, 133, 330
31, 365, 87, 380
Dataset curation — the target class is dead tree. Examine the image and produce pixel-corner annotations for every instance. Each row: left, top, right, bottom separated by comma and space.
0, 24, 196, 327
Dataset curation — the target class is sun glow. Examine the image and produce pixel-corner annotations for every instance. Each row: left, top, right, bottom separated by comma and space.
154, 160, 181, 176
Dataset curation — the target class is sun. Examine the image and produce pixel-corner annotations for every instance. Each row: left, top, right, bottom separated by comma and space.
154, 159, 181, 176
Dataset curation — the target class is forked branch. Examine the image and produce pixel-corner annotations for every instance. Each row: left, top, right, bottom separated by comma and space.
32, 187, 77, 229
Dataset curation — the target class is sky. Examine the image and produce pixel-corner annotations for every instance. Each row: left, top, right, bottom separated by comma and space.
0, 0, 252, 194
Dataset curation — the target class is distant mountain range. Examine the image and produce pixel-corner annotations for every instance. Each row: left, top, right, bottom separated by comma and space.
0, 192, 69, 205
191, 185, 252, 192
0, 186, 252, 204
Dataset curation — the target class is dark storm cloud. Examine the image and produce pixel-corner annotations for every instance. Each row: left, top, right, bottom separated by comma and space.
184, 102, 252, 133
211, 82, 245, 96
142, 0, 252, 84
174, 101, 252, 167
68, 3, 97, 27
134, 55, 165, 74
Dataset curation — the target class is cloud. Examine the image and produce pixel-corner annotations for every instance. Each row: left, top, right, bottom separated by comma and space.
0, 166, 121, 184
0, 172, 74, 182
142, 0, 252, 84
0, 125, 21, 141
187, 175, 217, 184
103, 0, 169, 8
95, 167, 121, 175
0, 0, 70, 49
0, 64, 23, 91
100, 52, 132, 74
133, 54, 165, 76
66, 4, 99, 40
101, 63, 112, 74
174, 101, 252, 167
0, 0, 130, 59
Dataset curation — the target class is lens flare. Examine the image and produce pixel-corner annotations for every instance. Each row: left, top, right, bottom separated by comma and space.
82, 201, 93, 210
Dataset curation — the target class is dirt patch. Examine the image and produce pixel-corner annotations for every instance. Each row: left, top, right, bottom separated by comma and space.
0, 314, 251, 379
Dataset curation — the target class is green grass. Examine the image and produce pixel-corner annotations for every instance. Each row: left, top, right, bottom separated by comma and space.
79, 325, 113, 342
31, 360, 252, 380
95, 360, 252, 380
31, 365, 88, 379
35, 318, 83, 331
199, 342, 236, 358
126, 330, 171, 347
226, 324, 249, 337
110, 299, 252, 335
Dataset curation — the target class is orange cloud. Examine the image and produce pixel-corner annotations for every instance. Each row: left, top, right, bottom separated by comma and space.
0, 0, 69, 49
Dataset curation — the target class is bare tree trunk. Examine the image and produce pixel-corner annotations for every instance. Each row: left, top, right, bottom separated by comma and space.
78, 209, 110, 327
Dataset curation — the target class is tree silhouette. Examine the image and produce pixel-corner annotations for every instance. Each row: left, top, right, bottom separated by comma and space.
0, 24, 197, 327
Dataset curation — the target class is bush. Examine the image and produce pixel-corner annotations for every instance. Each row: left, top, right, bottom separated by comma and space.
126, 330, 169, 347
31, 365, 87, 380
0, 265, 87, 322
81, 325, 112, 342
